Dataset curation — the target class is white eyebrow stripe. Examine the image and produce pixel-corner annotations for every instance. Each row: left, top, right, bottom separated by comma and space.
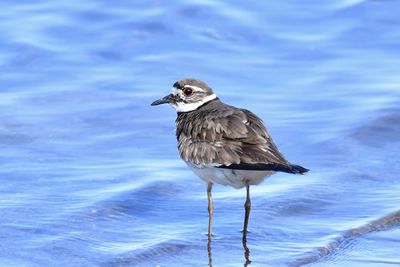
183, 85, 204, 92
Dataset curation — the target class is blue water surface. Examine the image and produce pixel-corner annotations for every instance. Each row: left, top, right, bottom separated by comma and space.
1, 0, 400, 266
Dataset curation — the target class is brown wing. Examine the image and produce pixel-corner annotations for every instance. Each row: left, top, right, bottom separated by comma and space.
176, 103, 289, 167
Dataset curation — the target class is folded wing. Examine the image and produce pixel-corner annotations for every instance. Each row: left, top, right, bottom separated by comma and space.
176, 103, 308, 174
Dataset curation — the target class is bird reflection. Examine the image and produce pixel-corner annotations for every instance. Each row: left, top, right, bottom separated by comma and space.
242, 230, 251, 266
207, 229, 252, 267
207, 236, 213, 266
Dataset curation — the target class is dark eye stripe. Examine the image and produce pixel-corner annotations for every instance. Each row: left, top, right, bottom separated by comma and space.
173, 82, 182, 89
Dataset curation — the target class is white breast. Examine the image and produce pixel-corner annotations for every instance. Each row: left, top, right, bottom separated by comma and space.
188, 163, 274, 189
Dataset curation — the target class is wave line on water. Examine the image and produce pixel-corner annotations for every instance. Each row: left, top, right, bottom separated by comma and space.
290, 210, 400, 266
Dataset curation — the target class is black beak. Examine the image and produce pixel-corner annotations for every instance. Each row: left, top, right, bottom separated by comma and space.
151, 94, 176, 106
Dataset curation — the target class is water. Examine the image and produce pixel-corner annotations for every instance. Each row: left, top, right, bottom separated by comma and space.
1, 0, 400, 266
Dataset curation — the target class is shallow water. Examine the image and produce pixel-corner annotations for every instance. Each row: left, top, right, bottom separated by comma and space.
1, 0, 400, 266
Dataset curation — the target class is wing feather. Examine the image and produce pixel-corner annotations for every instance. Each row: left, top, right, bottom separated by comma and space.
176, 101, 290, 168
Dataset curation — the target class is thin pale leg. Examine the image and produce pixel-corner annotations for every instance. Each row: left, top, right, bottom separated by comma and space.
243, 184, 251, 234
207, 182, 214, 239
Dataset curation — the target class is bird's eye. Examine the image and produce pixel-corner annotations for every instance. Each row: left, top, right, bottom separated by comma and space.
183, 88, 194, 97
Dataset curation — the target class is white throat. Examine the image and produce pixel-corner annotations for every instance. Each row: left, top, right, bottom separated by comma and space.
172, 94, 217, 112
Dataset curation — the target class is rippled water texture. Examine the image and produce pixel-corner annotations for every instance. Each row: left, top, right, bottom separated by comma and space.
1, 0, 400, 266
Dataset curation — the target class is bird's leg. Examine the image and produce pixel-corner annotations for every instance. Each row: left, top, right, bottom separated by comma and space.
243, 184, 251, 234
207, 182, 214, 239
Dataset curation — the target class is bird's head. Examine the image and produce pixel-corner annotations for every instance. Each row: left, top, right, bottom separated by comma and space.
151, 79, 217, 112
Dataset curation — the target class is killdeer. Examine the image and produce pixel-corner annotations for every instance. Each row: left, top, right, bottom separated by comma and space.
151, 78, 308, 238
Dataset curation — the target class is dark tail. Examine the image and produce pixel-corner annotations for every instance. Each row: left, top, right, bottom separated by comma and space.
218, 162, 309, 174
288, 164, 309, 174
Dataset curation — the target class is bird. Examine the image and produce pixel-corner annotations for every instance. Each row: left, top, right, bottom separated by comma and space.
151, 78, 309, 239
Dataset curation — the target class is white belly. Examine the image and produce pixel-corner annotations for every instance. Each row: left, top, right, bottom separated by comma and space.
188, 164, 274, 189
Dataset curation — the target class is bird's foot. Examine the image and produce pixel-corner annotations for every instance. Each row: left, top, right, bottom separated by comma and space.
202, 232, 220, 240
204, 232, 217, 237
